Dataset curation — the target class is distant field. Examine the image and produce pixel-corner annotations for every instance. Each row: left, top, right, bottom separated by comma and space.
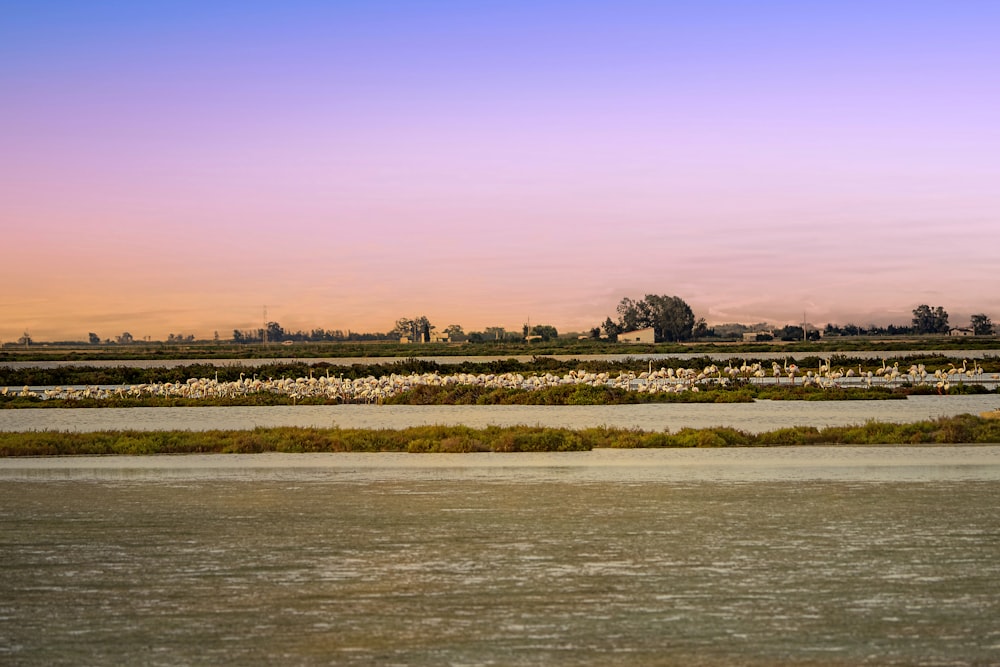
2, 335, 999, 362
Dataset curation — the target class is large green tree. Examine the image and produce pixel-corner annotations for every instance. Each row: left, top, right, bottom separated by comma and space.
612, 294, 696, 342
911, 304, 949, 334
601, 317, 622, 341
971, 313, 994, 336
529, 324, 558, 341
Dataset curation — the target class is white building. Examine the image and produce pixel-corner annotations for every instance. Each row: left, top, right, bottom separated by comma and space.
619, 327, 655, 344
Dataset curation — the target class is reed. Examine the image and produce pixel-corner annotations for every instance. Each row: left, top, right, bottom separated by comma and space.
3, 415, 999, 456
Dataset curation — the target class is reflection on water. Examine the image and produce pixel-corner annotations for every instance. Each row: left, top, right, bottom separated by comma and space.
2, 394, 999, 433
1, 456, 998, 666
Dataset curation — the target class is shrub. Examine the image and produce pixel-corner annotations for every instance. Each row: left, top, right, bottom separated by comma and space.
755, 426, 821, 446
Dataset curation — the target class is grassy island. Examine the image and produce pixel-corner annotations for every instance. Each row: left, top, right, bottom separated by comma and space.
5, 353, 997, 408
2, 415, 1000, 456
0, 383, 925, 409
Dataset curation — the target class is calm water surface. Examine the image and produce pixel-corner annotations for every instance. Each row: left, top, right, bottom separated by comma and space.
2, 449, 999, 666
2, 394, 999, 433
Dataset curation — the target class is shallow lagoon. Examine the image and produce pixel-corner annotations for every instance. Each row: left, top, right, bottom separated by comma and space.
4, 446, 1000, 482
4, 370, 999, 666
2, 449, 1000, 665
3, 394, 999, 434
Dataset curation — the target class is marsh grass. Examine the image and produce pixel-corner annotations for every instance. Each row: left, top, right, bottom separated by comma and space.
384, 384, 756, 405
3, 415, 999, 456
751, 386, 906, 401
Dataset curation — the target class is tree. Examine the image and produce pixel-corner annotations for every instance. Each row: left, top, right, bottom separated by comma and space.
649, 295, 696, 342
616, 297, 652, 333
443, 324, 466, 342
483, 326, 506, 341
692, 318, 710, 339
826, 323, 871, 336
115, 332, 134, 344
88, 332, 100, 344
529, 324, 558, 341
912, 304, 949, 334
971, 313, 994, 336
393, 316, 433, 342
264, 321, 286, 343
612, 294, 696, 342
775, 325, 807, 341
392, 317, 413, 338
601, 317, 622, 342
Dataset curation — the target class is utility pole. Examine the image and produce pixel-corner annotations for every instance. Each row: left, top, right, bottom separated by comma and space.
262, 305, 268, 346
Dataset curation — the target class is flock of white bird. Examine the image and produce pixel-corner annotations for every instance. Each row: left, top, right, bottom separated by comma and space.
4, 359, 997, 403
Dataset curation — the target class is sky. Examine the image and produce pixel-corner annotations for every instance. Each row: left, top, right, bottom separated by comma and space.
2, 1, 999, 342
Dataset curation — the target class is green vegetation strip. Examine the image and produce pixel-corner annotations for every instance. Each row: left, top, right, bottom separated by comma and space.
1, 384, 922, 409
384, 384, 912, 405
3, 415, 1000, 456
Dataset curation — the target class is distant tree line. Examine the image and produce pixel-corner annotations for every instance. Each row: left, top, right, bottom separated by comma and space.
25, 302, 995, 347
232, 322, 386, 344
824, 305, 994, 337
466, 327, 523, 343
823, 323, 919, 337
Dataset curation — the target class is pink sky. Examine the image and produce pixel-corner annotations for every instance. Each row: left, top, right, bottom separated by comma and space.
2, 2, 998, 341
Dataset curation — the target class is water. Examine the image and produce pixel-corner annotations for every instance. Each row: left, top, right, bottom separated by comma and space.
2, 394, 999, 433
4, 447, 1000, 483
2, 450, 999, 666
